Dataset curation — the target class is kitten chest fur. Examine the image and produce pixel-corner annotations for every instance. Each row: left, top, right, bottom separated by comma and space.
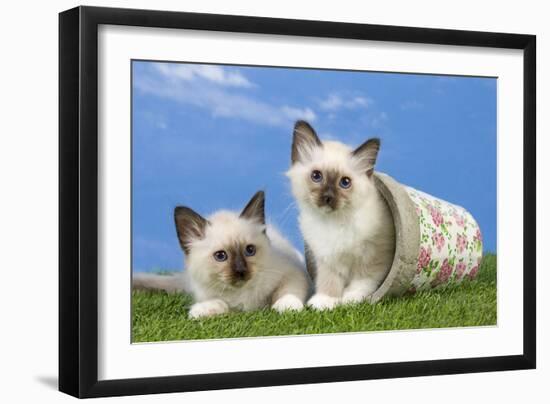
299, 188, 395, 281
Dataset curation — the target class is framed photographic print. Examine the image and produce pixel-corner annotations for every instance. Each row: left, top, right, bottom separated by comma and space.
59, 6, 536, 398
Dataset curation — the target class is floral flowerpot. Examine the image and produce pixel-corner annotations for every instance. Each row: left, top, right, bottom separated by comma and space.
370, 173, 483, 303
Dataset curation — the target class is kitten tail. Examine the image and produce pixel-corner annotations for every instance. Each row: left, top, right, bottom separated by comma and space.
132, 272, 190, 293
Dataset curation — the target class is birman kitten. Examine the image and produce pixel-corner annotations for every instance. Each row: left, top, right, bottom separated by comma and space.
133, 191, 310, 318
286, 121, 395, 310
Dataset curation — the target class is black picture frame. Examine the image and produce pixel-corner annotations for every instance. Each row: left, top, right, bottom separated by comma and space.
59, 5, 536, 398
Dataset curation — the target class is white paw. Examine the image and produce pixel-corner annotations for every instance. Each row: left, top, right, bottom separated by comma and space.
189, 300, 229, 319
272, 294, 304, 313
307, 294, 340, 311
342, 290, 369, 305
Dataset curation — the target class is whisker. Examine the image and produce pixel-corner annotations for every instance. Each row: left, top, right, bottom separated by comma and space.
277, 201, 299, 228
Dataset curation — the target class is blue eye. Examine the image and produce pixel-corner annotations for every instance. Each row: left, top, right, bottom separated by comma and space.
339, 177, 352, 189
213, 250, 228, 262
311, 170, 323, 183
244, 244, 256, 257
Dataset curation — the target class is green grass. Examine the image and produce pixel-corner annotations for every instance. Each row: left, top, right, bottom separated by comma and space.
132, 254, 496, 342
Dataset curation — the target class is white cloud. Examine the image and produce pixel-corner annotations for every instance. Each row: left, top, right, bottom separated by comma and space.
350, 96, 371, 107
135, 63, 316, 127
280, 106, 316, 122
155, 63, 254, 88
319, 93, 373, 111
319, 94, 343, 110
365, 111, 389, 128
318, 92, 386, 130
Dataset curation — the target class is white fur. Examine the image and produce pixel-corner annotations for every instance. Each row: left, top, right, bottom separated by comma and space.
307, 293, 340, 311
271, 294, 304, 313
287, 140, 395, 309
188, 299, 229, 319
133, 211, 311, 318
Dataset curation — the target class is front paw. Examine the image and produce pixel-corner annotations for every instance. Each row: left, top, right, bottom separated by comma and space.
307, 294, 340, 311
342, 290, 369, 305
189, 300, 229, 319
272, 294, 304, 313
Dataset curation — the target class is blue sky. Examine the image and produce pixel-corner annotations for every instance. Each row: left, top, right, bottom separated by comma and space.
132, 60, 496, 272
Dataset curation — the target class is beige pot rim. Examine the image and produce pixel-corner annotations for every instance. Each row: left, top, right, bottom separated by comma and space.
370, 172, 421, 302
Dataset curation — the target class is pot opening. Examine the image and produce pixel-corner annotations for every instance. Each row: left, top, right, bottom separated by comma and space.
370, 173, 421, 302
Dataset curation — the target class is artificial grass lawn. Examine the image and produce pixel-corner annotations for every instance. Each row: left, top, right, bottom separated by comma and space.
132, 254, 496, 342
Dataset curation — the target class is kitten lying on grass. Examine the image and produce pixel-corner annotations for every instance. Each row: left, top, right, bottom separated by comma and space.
286, 121, 395, 310
133, 191, 311, 318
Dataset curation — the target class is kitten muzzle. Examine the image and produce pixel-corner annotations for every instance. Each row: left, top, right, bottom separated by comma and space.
318, 187, 338, 210
231, 252, 251, 283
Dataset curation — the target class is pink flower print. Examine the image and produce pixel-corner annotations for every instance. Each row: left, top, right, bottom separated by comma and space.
439, 259, 453, 282
432, 259, 453, 287
456, 234, 467, 253
430, 207, 444, 227
474, 228, 483, 242
467, 265, 479, 280
453, 212, 465, 227
455, 262, 467, 279
432, 232, 445, 252
417, 246, 432, 273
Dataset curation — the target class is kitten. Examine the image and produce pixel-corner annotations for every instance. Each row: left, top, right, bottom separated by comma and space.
286, 120, 395, 310
133, 191, 310, 318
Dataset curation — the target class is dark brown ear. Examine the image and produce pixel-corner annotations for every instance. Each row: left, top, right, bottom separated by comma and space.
352, 138, 380, 177
240, 191, 265, 225
174, 206, 209, 254
291, 120, 322, 164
